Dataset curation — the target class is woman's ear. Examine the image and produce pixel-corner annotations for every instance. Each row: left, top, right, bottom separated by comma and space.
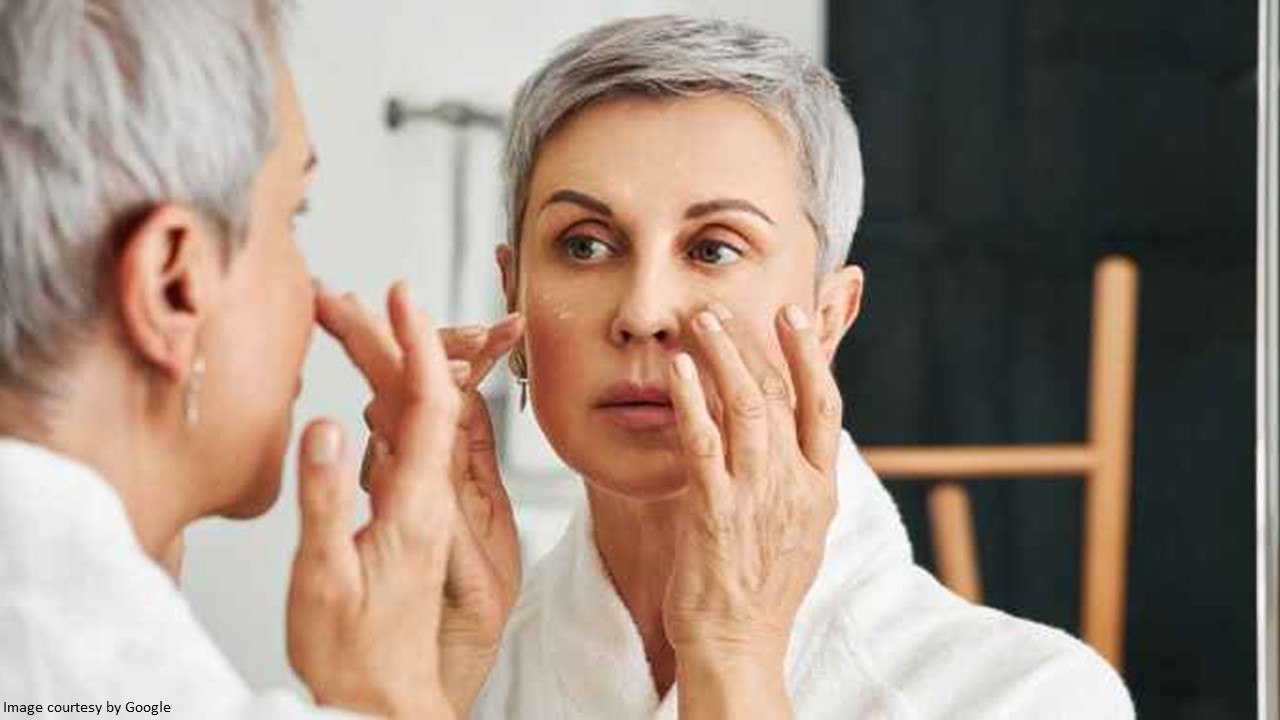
496, 243, 518, 313
114, 204, 221, 381
815, 264, 865, 362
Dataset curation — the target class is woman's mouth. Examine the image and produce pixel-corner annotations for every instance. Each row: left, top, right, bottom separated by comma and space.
595, 382, 676, 431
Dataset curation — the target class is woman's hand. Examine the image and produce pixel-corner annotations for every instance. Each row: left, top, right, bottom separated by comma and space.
664, 304, 842, 720
316, 286, 524, 717
435, 387, 522, 715
288, 282, 459, 719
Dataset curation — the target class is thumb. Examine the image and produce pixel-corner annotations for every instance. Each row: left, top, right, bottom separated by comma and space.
297, 419, 357, 561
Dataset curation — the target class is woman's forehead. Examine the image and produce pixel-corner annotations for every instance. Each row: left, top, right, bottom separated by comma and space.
526, 94, 807, 215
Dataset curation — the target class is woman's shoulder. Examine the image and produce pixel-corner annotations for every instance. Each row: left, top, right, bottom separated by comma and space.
815, 562, 1134, 718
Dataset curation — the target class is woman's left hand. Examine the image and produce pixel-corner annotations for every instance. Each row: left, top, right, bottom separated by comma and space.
664, 303, 842, 719
315, 286, 524, 718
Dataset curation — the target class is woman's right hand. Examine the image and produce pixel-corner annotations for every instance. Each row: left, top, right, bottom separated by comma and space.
288, 282, 460, 719
316, 285, 524, 718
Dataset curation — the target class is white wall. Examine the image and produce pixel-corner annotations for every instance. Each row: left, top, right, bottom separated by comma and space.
183, 0, 823, 693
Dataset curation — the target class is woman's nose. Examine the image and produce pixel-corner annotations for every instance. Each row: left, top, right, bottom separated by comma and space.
609, 268, 682, 348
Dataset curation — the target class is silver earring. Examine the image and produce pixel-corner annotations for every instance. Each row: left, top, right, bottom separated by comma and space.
516, 377, 529, 413
508, 346, 528, 413
183, 357, 206, 427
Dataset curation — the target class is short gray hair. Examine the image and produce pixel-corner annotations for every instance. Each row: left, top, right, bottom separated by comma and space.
0, 0, 288, 394
504, 15, 863, 275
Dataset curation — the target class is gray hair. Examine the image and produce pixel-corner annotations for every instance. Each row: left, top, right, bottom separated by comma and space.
504, 15, 863, 275
0, 0, 289, 394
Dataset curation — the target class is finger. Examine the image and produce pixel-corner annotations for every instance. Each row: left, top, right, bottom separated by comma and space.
315, 286, 402, 395
362, 399, 395, 439
384, 282, 460, 517
439, 313, 520, 363
359, 434, 393, 494
296, 420, 359, 572
777, 305, 843, 475
668, 352, 731, 506
687, 307, 769, 481
450, 410, 471, 496
360, 360, 467, 441
440, 325, 489, 359
449, 359, 472, 387
444, 398, 504, 583
466, 314, 525, 389
463, 391, 509, 506
709, 304, 799, 454
488, 312, 525, 346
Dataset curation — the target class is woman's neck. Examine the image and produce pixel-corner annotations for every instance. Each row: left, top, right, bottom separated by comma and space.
586, 484, 687, 699
0, 363, 193, 579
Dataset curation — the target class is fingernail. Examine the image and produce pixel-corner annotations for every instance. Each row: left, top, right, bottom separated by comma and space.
457, 325, 487, 340
709, 302, 734, 321
695, 311, 722, 334
344, 292, 375, 315
307, 424, 341, 466
505, 313, 527, 335
784, 305, 810, 331
673, 353, 696, 380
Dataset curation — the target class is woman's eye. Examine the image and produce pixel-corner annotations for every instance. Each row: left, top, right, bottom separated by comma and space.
562, 235, 615, 262
688, 239, 744, 266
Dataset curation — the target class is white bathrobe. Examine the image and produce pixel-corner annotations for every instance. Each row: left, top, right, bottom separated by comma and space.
473, 432, 1134, 719
0, 440, 352, 719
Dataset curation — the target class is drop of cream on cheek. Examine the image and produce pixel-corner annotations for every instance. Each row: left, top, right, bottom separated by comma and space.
529, 285, 587, 323
533, 289, 578, 321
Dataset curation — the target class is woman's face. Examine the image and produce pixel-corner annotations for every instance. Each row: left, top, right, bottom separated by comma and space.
507, 94, 858, 500
199, 62, 316, 517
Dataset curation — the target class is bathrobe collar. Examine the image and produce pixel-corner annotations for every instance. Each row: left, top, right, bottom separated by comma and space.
530, 431, 911, 718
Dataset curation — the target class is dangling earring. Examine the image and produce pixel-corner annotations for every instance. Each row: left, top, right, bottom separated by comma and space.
183, 356, 206, 428
508, 346, 528, 412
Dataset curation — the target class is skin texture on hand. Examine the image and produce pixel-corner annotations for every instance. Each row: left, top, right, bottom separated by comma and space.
665, 303, 842, 720
287, 282, 460, 719
316, 285, 524, 717
438, 389, 522, 714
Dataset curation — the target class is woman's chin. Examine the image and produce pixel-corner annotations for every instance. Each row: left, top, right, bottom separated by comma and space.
569, 444, 690, 502
221, 464, 286, 519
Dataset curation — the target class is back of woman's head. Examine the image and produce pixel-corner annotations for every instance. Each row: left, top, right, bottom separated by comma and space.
0, 0, 288, 396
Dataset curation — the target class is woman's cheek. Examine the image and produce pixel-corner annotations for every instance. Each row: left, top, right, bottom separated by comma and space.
525, 286, 595, 399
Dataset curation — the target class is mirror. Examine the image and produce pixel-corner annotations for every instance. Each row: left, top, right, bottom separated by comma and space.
164, 2, 1274, 716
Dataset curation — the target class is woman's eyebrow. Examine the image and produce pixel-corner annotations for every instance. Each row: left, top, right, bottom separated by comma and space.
685, 198, 775, 226
540, 189, 613, 217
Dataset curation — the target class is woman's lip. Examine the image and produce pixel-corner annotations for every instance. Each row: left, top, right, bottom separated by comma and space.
596, 381, 672, 407
597, 404, 677, 431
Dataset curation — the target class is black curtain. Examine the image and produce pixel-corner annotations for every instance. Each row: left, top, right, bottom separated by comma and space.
827, 1, 1257, 717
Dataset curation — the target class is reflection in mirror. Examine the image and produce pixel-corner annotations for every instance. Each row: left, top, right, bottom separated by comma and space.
140, 2, 1265, 718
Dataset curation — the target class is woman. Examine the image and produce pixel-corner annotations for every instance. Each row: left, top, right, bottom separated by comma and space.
0, 2, 498, 716
466, 15, 1134, 719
